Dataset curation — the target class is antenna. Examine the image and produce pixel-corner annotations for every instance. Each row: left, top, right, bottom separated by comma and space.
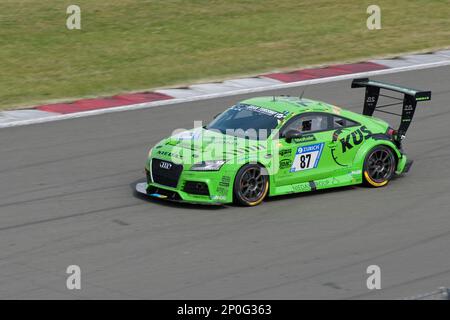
299, 87, 307, 100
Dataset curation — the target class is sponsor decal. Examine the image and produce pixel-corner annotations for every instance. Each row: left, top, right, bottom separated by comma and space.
315, 179, 331, 188
157, 150, 182, 158
293, 134, 316, 143
232, 104, 287, 120
404, 104, 414, 111
292, 182, 311, 192
279, 148, 292, 157
340, 126, 373, 153
216, 186, 228, 196
350, 170, 362, 182
329, 129, 348, 167
330, 148, 347, 167
290, 143, 324, 172
218, 176, 231, 187
279, 159, 291, 169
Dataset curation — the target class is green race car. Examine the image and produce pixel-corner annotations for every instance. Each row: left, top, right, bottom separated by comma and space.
136, 78, 431, 206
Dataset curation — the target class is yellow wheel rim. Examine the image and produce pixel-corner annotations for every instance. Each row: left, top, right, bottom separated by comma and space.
364, 171, 388, 187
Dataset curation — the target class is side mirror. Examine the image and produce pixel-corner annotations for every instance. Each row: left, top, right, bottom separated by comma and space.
284, 129, 303, 143
213, 113, 221, 119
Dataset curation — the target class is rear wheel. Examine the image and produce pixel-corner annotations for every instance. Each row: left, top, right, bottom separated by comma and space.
233, 164, 268, 206
363, 145, 396, 187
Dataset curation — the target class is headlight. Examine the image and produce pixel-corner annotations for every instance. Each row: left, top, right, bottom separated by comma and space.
190, 160, 225, 171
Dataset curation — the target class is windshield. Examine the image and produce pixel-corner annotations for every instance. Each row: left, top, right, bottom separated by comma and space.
206, 104, 285, 140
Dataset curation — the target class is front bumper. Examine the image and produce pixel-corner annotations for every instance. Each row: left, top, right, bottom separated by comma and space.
135, 182, 224, 205
136, 165, 235, 205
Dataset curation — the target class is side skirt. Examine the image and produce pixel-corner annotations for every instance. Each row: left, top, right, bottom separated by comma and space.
270, 171, 363, 197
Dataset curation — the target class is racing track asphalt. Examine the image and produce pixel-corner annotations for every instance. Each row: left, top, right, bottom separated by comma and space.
0, 66, 449, 299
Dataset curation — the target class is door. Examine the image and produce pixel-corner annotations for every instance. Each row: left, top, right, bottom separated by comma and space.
275, 113, 340, 186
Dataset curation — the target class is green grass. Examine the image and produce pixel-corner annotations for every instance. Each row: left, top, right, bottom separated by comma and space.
0, 0, 449, 109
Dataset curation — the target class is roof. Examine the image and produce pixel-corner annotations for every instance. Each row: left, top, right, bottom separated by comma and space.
239, 96, 336, 117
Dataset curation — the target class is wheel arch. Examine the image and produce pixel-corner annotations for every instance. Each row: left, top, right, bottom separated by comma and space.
254, 161, 272, 197
232, 161, 271, 204
353, 139, 401, 171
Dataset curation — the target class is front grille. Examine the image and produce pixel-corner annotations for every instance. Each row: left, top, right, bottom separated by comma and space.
151, 158, 183, 188
183, 181, 210, 196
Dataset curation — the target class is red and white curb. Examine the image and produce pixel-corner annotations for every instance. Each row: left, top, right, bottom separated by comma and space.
1, 50, 449, 128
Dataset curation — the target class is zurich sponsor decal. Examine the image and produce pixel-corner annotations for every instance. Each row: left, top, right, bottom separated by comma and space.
290, 143, 324, 172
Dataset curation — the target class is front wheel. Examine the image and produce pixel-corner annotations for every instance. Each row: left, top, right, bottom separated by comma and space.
363, 145, 396, 187
233, 164, 269, 206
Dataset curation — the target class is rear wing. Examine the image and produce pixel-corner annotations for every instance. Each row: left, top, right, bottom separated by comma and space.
351, 78, 431, 140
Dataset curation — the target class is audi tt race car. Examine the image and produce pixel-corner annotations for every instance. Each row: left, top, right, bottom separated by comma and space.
136, 78, 431, 206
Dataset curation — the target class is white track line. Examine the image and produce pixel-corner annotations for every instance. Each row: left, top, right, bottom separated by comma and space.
1, 60, 450, 129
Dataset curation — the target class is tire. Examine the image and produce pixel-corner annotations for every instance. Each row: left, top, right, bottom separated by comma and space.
233, 164, 269, 206
362, 145, 397, 187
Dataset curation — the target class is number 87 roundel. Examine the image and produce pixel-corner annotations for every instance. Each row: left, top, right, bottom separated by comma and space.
290, 143, 324, 172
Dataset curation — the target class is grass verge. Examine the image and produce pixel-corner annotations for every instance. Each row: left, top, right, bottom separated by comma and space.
0, 0, 449, 110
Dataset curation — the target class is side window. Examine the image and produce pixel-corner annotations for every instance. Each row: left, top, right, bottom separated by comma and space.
283, 114, 330, 134
332, 116, 359, 129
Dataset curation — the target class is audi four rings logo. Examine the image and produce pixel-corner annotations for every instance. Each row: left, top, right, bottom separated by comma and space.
159, 161, 172, 170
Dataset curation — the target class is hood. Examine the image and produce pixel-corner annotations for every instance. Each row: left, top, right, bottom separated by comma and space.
151, 127, 270, 164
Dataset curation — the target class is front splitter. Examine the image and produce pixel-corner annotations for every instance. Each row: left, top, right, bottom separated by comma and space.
135, 182, 223, 206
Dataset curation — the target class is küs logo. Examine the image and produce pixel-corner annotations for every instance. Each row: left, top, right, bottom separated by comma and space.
340, 126, 372, 153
